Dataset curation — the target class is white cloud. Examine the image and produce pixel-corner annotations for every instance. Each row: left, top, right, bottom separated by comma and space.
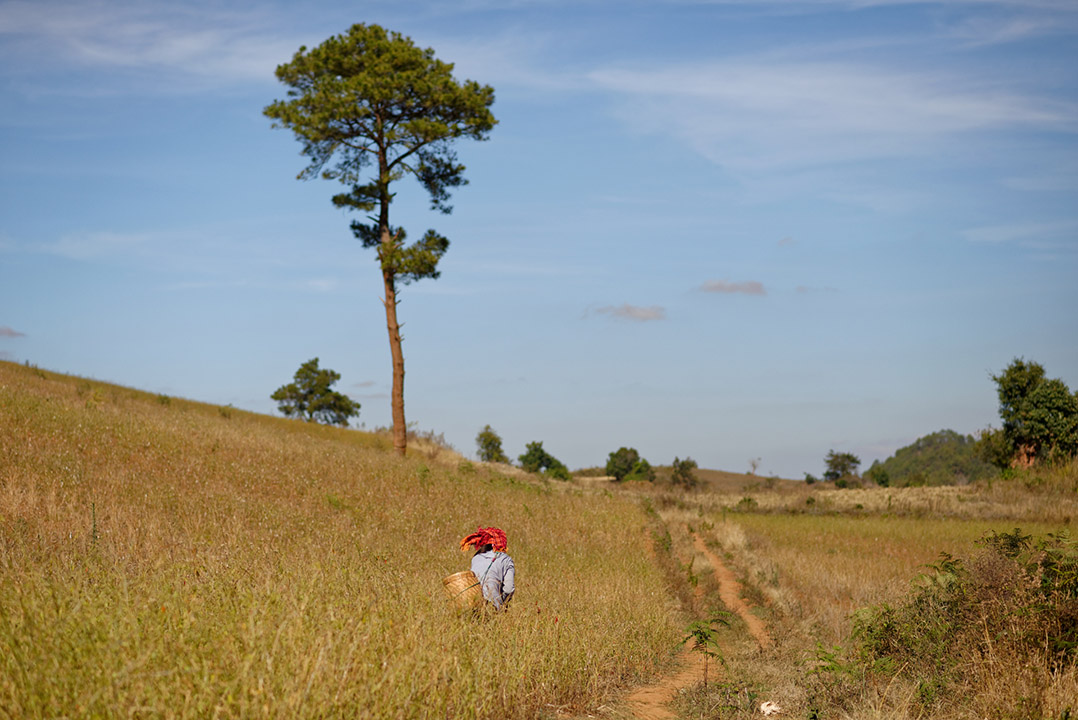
675, 0, 1078, 10
589, 60, 1077, 171
0, 0, 299, 87
593, 304, 667, 321
962, 220, 1078, 244
301, 278, 340, 293
42, 231, 152, 260
0, 326, 27, 338
700, 280, 766, 295
1004, 170, 1078, 192
433, 32, 587, 93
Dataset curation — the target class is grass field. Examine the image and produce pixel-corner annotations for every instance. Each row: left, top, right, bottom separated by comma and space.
0, 361, 681, 719
4, 358, 1076, 719
648, 477, 1077, 718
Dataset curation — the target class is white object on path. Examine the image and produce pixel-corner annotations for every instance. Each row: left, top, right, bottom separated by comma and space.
760, 701, 782, 716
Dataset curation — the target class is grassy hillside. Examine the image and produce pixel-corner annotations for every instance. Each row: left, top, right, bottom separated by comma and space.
0, 361, 680, 719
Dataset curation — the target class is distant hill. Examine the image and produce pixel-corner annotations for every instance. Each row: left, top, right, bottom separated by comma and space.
866, 429, 996, 487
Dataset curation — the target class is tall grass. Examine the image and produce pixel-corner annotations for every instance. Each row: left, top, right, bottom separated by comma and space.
0, 362, 679, 718
666, 474, 1077, 719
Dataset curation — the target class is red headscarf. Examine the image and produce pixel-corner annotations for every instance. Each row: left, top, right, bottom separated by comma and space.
460, 526, 508, 552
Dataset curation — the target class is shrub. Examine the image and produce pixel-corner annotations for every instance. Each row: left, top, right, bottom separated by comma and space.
851, 529, 1078, 716
518, 441, 571, 480
671, 457, 698, 488
625, 458, 656, 483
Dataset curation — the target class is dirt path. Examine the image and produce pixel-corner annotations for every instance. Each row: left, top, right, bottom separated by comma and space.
691, 533, 772, 649
622, 529, 771, 719
623, 645, 706, 720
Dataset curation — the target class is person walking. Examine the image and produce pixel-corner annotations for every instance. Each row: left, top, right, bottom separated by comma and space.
460, 527, 515, 611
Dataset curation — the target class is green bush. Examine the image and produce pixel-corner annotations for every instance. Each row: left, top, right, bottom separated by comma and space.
851, 529, 1078, 716
606, 447, 654, 482
518, 441, 571, 481
671, 457, 698, 488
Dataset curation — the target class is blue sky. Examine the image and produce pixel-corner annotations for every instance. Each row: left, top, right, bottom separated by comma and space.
2, 0, 1076, 478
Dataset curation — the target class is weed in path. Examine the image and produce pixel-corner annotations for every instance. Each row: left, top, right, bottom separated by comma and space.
682, 613, 731, 688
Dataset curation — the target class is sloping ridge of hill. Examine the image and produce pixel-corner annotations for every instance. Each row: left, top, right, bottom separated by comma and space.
866, 428, 995, 487
0, 361, 681, 719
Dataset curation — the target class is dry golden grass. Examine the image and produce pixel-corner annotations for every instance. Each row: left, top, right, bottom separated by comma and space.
0, 361, 680, 719
657, 476, 1077, 719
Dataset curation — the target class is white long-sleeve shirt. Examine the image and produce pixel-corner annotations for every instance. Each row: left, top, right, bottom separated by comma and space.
470, 550, 515, 609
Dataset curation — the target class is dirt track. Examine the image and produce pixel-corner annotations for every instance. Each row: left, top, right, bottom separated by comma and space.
692, 533, 772, 649
623, 529, 770, 719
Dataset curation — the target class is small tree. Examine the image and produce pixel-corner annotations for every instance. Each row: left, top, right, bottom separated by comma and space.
671, 456, 699, 488
985, 358, 1078, 467
476, 424, 510, 464
682, 614, 730, 688
518, 441, 571, 481
271, 358, 360, 426
605, 447, 641, 481
823, 450, 860, 482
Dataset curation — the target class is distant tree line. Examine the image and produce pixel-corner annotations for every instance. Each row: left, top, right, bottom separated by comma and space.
811, 357, 1077, 489
472, 427, 700, 486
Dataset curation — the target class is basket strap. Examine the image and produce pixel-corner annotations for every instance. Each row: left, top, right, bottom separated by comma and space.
480, 553, 499, 583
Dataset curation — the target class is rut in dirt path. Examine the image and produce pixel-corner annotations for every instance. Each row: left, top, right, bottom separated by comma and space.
623, 528, 771, 719
691, 532, 772, 649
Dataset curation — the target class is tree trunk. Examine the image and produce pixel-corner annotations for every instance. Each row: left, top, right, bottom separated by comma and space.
382, 267, 407, 456
377, 134, 406, 457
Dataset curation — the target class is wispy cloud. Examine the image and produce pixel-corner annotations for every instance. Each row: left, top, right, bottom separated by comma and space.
0, 326, 27, 338
700, 280, 766, 295
300, 278, 340, 293
0, 0, 299, 88
674, 0, 1078, 10
590, 60, 1076, 172
593, 304, 667, 321
946, 14, 1064, 46
1003, 170, 1078, 192
42, 231, 152, 260
433, 31, 587, 93
962, 220, 1078, 245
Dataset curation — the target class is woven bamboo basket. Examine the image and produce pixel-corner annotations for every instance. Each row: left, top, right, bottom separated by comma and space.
442, 570, 484, 611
